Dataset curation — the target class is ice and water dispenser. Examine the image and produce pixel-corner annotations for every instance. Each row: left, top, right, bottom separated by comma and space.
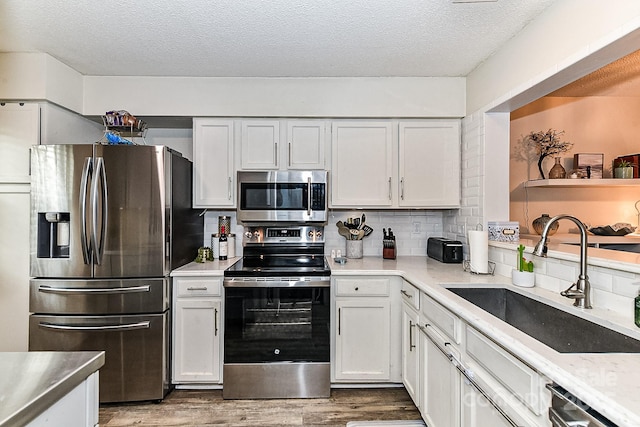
37, 212, 70, 258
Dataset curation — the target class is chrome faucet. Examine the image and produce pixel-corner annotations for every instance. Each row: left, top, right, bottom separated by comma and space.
532, 214, 592, 309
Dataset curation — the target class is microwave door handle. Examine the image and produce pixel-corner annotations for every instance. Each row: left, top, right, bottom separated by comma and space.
79, 157, 92, 264
307, 177, 312, 216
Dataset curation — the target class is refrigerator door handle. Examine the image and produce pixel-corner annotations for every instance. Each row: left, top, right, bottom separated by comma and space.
38, 284, 151, 294
38, 321, 151, 332
91, 157, 108, 265
80, 157, 93, 264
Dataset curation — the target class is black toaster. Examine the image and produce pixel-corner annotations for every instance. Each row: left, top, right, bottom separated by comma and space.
427, 237, 463, 263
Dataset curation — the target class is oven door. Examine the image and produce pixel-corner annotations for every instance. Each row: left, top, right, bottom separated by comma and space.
224, 284, 330, 363
237, 170, 327, 223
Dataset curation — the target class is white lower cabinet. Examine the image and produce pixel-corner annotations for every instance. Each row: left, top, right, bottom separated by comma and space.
460, 380, 514, 427
332, 276, 401, 382
172, 277, 223, 385
418, 324, 460, 427
401, 281, 420, 406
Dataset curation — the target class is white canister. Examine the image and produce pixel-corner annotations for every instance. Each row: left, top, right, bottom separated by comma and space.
211, 234, 220, 259
227, 234, 236, 258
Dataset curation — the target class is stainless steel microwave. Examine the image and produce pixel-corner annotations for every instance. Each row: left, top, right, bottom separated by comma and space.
237, 170, 328, 223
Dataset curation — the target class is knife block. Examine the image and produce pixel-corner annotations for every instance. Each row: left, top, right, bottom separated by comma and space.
383, 242, 396, 259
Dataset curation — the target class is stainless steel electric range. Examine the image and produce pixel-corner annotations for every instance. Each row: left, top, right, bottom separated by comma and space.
223, 224, 331, 399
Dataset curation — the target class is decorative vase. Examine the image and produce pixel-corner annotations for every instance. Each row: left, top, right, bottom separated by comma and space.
614, 167, 633, 179
548, 157, 566, 179
532, 213, 559, 236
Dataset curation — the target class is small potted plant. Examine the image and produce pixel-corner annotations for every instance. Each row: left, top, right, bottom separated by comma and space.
511, 244, 535, 287
614, 159, 635, 179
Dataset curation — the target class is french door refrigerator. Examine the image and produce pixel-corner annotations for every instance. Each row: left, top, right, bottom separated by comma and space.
28, 144, 202, 403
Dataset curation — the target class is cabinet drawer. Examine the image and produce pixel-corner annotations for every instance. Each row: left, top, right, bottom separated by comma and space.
334, 278, 390, 296
175, 278, 222, 297
465, 326, 543, 415
421, 293, 460, 344
400, 281, 420, 310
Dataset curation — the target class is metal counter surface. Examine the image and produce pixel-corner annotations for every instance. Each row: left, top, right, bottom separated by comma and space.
0, 351, 104, 427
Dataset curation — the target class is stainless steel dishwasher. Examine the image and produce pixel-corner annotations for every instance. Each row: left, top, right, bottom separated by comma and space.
547, 383, 617, 427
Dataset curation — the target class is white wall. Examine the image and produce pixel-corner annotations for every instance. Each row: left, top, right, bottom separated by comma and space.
0, 53, 85, 113
83, 76, 466, 119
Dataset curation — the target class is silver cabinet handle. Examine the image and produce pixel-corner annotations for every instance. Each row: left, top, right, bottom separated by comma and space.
409, 320, 416, 351
39, 284, 150, 294
39, 321, 150, 332
401, 177, 405, 200
186, 286, 208, 291
288, 142, 292, 167
274, 142, 278, 167
456, 365, 522, 427
388, 177, 392, 200
400, 290, 413, 298
228, 177, 232, 200
338, 308, 341, 335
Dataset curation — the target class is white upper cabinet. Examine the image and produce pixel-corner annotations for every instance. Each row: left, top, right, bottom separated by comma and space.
286, 120, 326, 169
398, 121, 460, 208
0, 102, 39, 184
240, 119, 327, 170
330, 121, 394, 207
193, 118, 235, 207
330, 120, 460, 208
240, 120, 280, 169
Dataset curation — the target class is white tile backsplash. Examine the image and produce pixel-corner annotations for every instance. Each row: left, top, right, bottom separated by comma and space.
200, 208, 448, 258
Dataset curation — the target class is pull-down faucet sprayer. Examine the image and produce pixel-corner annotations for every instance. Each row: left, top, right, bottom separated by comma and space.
532, 214, 592, 309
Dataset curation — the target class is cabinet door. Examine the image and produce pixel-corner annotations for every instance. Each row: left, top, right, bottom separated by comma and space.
334, 298, 390, 381
241, 120, 280, 169
286, 120, 326, 169
173, 298, 221, 383
460, 381, 513, 427
0, 102, 39, 183
193, 119, 235, 207
401, 302, 420, 405
330, 121, 393, 207
420, 326, 460, 427
398, 121, 460, 207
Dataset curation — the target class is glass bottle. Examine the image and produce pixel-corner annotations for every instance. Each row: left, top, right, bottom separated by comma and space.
548, 157, 567, 179
219, 226, 228, 261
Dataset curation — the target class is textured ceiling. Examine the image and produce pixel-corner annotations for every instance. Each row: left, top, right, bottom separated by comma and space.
0, 0, 557, 77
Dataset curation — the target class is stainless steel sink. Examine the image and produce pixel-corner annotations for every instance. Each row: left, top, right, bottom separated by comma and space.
446, 287, 640, 353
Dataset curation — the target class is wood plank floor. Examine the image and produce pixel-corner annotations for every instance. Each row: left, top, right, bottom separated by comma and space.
99, 388, 421, 427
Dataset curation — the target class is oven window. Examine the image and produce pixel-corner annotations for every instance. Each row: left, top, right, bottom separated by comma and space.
224, 287, 330, 363
240, 183, 325, 211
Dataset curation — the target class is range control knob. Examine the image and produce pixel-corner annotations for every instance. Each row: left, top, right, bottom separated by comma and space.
308, 229, 322, 239
244, 231, 253, 239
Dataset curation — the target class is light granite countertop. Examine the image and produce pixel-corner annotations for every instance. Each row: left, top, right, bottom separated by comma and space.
172, 256, 640, 426
0, 351, 104, 427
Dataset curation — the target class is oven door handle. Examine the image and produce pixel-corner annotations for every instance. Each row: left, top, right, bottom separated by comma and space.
38, 321, 151, 332
38, 284, 151, 294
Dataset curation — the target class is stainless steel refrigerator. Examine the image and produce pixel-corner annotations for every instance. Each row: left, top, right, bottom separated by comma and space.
28, 144, 202, 403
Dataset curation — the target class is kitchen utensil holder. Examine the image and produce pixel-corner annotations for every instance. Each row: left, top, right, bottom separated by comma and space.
462, 260, 496, 275
346, 240, 363, 259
